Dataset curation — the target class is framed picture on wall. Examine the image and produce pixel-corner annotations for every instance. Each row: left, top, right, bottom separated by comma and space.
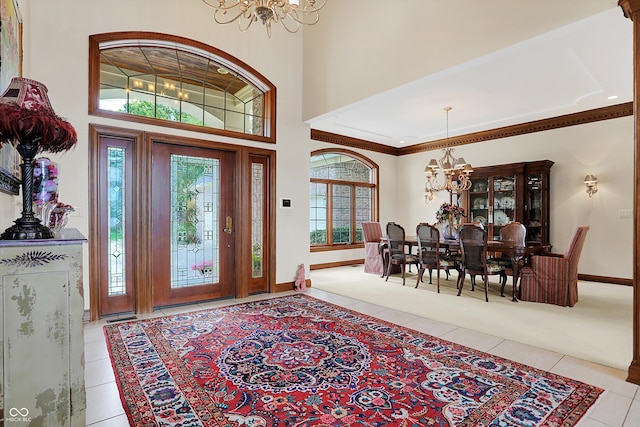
0, 0, 22, 195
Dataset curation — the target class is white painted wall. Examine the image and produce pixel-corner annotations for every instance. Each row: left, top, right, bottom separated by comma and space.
302, 0, 619, 121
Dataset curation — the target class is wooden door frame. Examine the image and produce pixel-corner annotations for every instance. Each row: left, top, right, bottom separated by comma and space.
89, 124, 276, 320
150, 143, 236, 307
620, 0, 640, 385
246, 154, 272, 294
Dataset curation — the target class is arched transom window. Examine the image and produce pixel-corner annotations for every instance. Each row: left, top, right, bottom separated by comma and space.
89, 32, 276, 143
310, 150, 379, 249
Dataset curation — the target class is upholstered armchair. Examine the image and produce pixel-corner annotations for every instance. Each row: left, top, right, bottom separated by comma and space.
519, 226, 589, 307
362, 222, 384, 275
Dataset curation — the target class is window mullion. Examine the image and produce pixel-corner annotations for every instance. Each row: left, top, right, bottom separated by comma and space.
327, 184, 334, 244
351, 183, 357, 244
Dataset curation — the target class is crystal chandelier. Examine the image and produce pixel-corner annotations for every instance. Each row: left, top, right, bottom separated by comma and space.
201, 0, 326, 37
424, 107, 473, 203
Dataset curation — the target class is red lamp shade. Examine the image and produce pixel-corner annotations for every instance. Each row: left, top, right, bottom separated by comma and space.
0, 77, 77, 152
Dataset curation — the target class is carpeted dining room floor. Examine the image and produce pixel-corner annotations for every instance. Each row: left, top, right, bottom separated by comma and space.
310, 265, 632, 371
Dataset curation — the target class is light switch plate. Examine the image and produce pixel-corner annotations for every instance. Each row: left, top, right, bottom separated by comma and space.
619, 210, 632, 219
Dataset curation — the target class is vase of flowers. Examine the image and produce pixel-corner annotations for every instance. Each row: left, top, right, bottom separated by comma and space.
436, 202, 466, 240
192, 260, 214, 276
33, 157, 59, 205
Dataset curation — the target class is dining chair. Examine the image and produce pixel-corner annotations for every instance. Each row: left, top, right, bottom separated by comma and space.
415, 223, 456, 292
361, 222, 385, 275
457, 224, 504, 302
519, 226, 589, 307
492, 222, 526, 296
384, 222, 419, 286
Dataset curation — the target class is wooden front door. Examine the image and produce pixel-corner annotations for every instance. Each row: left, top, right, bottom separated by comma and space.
151, 142, 236, 307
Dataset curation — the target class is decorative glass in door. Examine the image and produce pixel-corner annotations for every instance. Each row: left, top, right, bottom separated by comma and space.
107, 146, 126, 296
252, 162, 263, 278
99, 136, 135, 317
171, 155, 219, 287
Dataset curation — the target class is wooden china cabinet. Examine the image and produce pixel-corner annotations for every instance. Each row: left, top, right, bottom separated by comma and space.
461, 160, 553, 246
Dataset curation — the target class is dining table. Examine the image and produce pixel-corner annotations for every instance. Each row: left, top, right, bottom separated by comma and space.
383, 236, 549, 302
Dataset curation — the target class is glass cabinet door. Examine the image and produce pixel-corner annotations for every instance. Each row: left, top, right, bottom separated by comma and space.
491, 175, 516, 240
526, 173, 543, 244
468, 178, 489, 226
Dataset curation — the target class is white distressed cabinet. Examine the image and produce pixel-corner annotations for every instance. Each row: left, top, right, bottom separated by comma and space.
0, 228, 86, 426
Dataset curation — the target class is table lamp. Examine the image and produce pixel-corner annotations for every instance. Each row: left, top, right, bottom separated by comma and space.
0, 77, 77, 239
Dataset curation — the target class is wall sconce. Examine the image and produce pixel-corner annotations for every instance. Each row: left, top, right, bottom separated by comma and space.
584, 174, 598, 198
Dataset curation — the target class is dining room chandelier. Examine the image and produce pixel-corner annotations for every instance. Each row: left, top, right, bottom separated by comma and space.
201, 0, 326, 37
424, 107, 473, 203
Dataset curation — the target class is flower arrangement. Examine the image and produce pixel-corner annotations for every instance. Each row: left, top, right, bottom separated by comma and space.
191, 260, 214, 272
435, 202, 466, 224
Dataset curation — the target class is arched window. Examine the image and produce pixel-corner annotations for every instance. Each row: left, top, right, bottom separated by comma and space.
310, 149, 379, 249
89, 32, 276, 143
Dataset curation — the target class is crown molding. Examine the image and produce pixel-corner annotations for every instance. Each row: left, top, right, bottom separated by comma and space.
311, 102, 633, 156
310, 129, 398, 155
619, 0, 640, 19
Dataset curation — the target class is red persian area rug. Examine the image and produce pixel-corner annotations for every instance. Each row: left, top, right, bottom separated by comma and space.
104, 294, 604, 426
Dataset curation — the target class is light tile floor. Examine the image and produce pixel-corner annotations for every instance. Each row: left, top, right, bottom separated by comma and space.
84, 288, 640, 426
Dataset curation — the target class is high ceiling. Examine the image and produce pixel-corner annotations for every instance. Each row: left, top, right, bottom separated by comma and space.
306, 7, 632, 148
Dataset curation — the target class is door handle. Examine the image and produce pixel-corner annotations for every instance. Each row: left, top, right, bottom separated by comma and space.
224, 216, 233, 234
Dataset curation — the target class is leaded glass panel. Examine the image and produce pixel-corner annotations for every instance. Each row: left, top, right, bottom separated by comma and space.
107, 147, 126, 296
98, 44, 266, 136
251, 163, 264, 279
170, 155, 219, 288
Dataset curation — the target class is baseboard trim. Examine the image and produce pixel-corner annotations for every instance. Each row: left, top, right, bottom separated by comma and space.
578, 274, 632, 286
273, 279, 311, 293
310, 260, 364, 270
83, 309, 91, 323
627, 362, 640, 385
309, 264, 630, 286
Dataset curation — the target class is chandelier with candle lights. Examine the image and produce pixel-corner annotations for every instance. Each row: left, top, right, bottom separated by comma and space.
201, 0, 326, 37
424, 107, 473, 203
